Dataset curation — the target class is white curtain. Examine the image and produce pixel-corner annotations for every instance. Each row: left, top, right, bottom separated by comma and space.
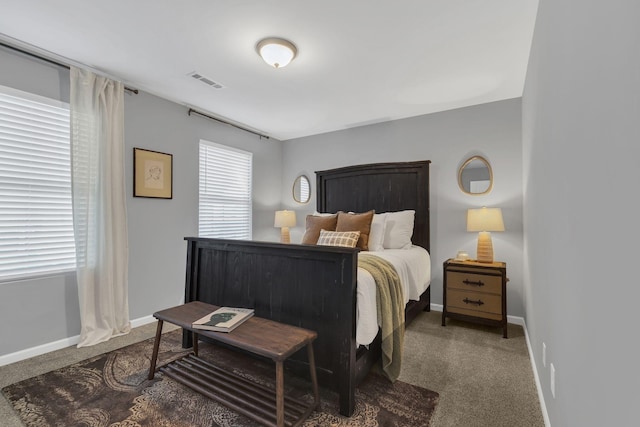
70, 67, 130, 347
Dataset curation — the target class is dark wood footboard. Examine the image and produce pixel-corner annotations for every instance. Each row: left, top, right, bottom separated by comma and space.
183, 237, 361, 415
182, 237, 431, 416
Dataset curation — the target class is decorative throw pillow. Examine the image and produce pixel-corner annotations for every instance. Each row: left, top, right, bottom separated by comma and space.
383, 210, 415, 249
316, 229, 361, 248
336, 210, 375, 250
367, 213, 388, 252
301, 213, 338, 244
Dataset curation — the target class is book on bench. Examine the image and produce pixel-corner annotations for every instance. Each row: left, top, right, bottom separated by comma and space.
192, 307, 255, 333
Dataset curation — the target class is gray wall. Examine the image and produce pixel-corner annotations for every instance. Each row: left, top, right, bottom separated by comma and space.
0, 47, 282, 356
522, 1, 639, 425
281, 98, 525, 316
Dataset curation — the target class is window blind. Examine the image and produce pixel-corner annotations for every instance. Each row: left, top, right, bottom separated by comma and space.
199, 140, 252, 239
0, 85, 75, 281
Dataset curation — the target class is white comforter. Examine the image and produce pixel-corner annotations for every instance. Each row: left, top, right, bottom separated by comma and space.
356, 246, 431, 346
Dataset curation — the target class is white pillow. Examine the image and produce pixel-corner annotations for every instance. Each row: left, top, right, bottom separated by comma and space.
367, 213, 387, 251
383, 210, 415, 249
313, 211, 339, 217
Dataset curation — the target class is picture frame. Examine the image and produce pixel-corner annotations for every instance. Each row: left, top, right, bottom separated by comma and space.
133, 147, 173, 199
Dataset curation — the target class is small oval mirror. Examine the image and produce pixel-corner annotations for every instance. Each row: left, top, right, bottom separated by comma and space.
458, 156, 493, 195
293, 175, 311, 203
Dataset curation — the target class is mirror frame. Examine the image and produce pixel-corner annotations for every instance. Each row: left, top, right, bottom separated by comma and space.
458, 155, 493, 195
292, 174, 311, 204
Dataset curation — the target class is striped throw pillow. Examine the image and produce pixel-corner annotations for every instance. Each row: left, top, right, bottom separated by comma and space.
316, 229, 361, 248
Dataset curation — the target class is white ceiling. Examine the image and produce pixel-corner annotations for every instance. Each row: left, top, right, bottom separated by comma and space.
1, 0, 538, 141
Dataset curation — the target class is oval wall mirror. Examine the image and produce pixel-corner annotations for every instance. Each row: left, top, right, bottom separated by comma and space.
458, 155, 493, 195
292, 175, 311, 203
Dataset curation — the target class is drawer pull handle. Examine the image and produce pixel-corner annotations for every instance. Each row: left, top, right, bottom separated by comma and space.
463, 298, 484, 306
463, 279, 485, 287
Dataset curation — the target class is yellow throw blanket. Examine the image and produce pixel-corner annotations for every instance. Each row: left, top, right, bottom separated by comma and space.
358, 253, 405, 382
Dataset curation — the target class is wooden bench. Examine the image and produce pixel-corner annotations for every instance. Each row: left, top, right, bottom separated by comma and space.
148, 301, 320, 427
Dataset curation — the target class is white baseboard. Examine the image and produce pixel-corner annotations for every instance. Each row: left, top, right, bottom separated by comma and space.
0, 314, 157, 367
522, 320, 551, 427
430, 302, 444, 312
130, 314, 155, 329
0, 335, 81, 367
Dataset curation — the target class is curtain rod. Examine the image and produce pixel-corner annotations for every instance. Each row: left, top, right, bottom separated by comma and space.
188, 108, 270, 140
0, 41, 139, 94
1, 41, 270, 139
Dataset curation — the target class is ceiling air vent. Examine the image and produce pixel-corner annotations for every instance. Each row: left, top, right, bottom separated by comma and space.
188, 72, 225, 89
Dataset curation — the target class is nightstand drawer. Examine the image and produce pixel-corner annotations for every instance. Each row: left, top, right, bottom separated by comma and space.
446, 288, 502, 320
446, 271, 502, 294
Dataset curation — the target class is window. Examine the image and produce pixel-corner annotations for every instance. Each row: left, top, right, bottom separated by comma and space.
199, 140, 252, 239
0, 85, 75, 281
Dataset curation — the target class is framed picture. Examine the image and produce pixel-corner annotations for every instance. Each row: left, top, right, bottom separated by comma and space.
133, 147, 173, 199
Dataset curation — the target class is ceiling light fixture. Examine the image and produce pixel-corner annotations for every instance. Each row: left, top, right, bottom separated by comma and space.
256, 37, 297, 69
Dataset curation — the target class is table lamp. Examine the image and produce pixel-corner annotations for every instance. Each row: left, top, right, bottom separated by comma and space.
274, 210, 296, 243
467, 207, 505, 263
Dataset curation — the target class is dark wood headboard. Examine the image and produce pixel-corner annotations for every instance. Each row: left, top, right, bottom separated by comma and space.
316, 160, 431, 252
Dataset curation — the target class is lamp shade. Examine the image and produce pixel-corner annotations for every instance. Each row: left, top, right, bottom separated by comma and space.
256, 38, 297, 68
274, 210, 296, 228
467, 207, 505, 232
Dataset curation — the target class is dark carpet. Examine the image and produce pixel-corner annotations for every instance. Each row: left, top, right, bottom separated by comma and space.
2, 329, 439, 426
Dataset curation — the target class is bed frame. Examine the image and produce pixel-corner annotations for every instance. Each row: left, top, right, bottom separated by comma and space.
182, 160, 431, 416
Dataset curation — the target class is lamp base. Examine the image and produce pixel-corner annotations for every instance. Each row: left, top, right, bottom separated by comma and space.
280, 227, 291, 244
476, 231, 494, 263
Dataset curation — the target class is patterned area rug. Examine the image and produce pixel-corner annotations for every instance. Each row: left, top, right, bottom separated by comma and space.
2, 330, 439, 426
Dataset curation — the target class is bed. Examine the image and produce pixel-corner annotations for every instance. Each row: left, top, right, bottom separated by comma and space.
182, 160, 431, 416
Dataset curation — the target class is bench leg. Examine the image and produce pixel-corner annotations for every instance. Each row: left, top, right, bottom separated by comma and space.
192, 331, 199, 356
276, 361, 284, 427
148, 319, 163, 380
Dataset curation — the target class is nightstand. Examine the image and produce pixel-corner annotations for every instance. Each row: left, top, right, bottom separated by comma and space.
441, 259, 508, 338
